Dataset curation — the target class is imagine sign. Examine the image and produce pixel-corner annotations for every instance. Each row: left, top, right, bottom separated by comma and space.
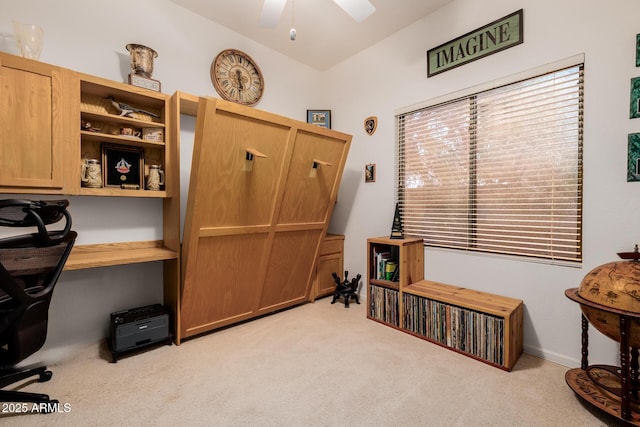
427, 9, 523, 77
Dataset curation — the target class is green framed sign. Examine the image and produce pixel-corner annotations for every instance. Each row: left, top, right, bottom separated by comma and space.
427, 9, 524, 77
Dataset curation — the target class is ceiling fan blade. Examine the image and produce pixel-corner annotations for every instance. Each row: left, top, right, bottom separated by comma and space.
332, 0, 376, 22
260, 0, 287, 28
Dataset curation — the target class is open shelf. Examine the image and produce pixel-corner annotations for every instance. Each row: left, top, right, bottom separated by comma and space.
80, 110, 166, 130
369, 279, 399, 291
78, 73, 170, 197
65, 240, 177, 270
78, 187, 167, 198
80, 130, 165, 149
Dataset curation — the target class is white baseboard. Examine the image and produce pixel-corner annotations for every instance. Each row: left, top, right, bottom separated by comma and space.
523, 344, 580, 368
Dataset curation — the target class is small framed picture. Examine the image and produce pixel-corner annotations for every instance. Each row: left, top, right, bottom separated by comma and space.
307, 110, 331, 129
102, 144, 144, 189
365, 163, 376, 183
636, 34, 640, 67
630, 77, 640, 118
628, 133, 640, 181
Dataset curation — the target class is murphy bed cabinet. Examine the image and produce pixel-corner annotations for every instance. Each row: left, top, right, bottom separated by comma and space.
366, 236, 524, 371
178, 98, 351, 343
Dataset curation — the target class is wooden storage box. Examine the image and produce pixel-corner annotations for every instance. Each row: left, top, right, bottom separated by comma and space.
403, 280, 523, 371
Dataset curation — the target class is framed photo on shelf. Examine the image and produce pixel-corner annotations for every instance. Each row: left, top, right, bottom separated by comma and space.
365, 163, 376, 183
307, 110, 331, 128
102, 144, 144, 189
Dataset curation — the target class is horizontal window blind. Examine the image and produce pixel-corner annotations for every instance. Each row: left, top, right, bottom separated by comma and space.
396, 64, 583, 263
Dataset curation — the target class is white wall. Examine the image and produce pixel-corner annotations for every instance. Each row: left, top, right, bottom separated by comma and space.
3, 0, 638, 368
325, 0, 640, 367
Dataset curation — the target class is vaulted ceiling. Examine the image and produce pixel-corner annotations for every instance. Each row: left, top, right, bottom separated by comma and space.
169, 0, 454, 71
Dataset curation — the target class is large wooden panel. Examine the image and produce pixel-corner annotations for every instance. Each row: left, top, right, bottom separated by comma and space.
190, 110, 291, 229
277, 130, 348, 225
258, 230, 323, 311
0, 55, 64, 190
181, 233, 269, 337
180, 97, 351, 340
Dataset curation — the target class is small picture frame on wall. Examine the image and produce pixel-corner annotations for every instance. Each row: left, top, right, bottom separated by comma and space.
102, 144, 144, 189
307, 110, 331, 128
628, 133, 640, 181
636, 34, 640, 67
365, 163, 376, 183
630, 77, 640, 118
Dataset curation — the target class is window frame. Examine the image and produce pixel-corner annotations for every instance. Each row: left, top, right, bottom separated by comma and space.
395, 55, 584, 265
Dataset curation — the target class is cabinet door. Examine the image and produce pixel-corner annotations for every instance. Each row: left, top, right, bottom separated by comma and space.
316, 253, 343, 298
0, 55, 65, 191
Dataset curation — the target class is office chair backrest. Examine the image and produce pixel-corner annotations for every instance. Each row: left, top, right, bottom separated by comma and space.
0, 199, 76, 365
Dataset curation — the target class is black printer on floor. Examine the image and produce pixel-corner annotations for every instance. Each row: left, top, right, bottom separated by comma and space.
108, 304, 172, 362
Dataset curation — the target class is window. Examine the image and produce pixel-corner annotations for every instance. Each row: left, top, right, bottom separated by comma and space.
396, 63, 583, 263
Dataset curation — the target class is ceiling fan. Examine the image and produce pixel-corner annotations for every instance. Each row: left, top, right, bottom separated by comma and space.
259, 0, 376, 28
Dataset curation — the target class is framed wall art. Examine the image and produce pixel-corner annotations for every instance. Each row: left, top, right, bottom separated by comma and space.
102, 144, 144, 189
307, 110, 331, 129
364, 116, 377, 135
636, 34, 640, 67
628, 133, 640, 182
630, 77, 640, 118
365, 163, 376, 183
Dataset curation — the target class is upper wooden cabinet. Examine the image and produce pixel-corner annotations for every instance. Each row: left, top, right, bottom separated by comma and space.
178, 98, 351, 342
0, 53, 73, 193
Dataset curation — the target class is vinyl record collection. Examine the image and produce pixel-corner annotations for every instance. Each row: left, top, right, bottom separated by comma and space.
368, 284, 399, 326
403, 293, 505, 366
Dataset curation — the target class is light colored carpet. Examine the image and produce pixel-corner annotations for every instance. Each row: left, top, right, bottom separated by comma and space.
2, 298, 616, 426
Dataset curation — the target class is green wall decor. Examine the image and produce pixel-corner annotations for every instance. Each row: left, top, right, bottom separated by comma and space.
627, 133, 640, 181
630, 77, 640, 118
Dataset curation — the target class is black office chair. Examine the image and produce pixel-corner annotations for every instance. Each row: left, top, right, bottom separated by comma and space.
0, 199, 76, 409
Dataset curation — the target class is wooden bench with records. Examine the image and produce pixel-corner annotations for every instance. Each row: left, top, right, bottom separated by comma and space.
402, 280, 524, 371
365, 236, 523, 371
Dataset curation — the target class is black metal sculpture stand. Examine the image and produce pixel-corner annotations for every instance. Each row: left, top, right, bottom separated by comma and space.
331, 271, 361, 308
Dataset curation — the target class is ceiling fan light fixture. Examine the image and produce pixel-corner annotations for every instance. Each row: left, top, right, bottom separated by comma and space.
332, 0, 376, 22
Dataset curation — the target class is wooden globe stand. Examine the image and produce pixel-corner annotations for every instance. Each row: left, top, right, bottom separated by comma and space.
565, 288, 640, 425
